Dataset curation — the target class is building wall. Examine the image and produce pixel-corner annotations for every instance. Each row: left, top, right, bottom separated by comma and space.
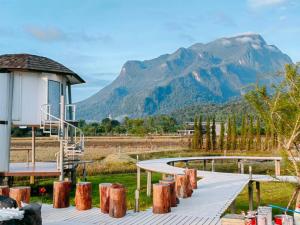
0, 72, 13, 172
12, 71, 67, 126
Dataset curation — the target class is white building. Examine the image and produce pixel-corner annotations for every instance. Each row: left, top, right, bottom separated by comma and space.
0, 54, 85, 174
178, 121, 224, 136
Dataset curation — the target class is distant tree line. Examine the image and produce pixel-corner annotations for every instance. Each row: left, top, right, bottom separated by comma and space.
191, 114, 279, 151
78, 115, 179, 136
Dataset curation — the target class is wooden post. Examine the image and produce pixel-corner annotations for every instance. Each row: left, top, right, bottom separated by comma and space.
203, 160, 207, 170
9, 186, 31, 207
146, 171, 152, 197
240, 160, 244, 174
160, 179, 177, 207
53, 181, 71, 208
99, 183, 112, 214
152, 183, 171, 214
75, 182, 92, 210
134, 189, 140, 212
137, 166, 141, 190
0, 185, 10, 197
59, 95, 65, 181
248, 181, 253, 211
185, 168, 197, 189
275, 160, 281, 176
109, 184, 126, 218
211, 160, 215, 172
249, 165, 252, 180
256, 182, 261, 206
30, 126, 36, 184
175, 174, 189, 198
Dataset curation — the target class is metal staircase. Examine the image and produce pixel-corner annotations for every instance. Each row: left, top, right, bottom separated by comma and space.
40, 104, 85, 172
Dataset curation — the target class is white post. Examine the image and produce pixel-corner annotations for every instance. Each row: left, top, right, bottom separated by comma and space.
59, 95, 65, 181
146, 171, 152, 196
275, 160, 281, 177
211, 160, 215, 172
0, 73, 13, 172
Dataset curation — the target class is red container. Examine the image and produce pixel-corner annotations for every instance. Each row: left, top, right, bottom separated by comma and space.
274, 215, 283, 225
245, 216, 256, 225
274, 215, 293, 225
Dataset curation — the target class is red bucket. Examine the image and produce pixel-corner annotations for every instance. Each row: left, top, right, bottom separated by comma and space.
274, 215, 293, 225
245, 216, 256, 225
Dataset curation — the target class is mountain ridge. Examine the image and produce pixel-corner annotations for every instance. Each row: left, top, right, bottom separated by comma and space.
77, 33, 292, 121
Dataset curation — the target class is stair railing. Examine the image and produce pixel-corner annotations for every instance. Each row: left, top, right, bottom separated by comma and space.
40, 104, 85, 154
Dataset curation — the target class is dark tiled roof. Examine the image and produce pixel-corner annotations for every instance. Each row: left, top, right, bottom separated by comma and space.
0, 54, 85, 84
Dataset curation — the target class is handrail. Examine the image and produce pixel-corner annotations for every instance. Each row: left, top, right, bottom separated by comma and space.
40, 104, 85, 152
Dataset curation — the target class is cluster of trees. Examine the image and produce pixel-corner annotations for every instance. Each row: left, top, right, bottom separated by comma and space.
78, 115, 178, 136
191, 114, 280, 151
245, 64, 300, 206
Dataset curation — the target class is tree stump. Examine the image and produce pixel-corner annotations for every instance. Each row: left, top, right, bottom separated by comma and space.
175, 174, 189, 198
109, 184, 126, 218
75, 182, 92, 210
9, 186, 31, 207
99, 183, 112, 214
159, 179, 177, 207
0, 186, 10, 197
185, 169, 197, 189
153, 183, 171, 214
53, 181, 72, 208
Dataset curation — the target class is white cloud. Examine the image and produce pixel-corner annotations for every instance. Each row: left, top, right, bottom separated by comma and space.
24, 26, 66, 42
248, 0, 287, 9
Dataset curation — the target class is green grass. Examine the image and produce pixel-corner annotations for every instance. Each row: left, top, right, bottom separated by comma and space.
29, 172, 162, 210
231, 182, 296, 215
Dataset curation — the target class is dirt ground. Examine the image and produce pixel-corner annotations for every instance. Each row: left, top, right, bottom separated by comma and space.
10, 135, 191, 162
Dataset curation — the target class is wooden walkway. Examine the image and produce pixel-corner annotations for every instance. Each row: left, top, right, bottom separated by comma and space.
42, 156, 298, 225
0, 162, 60, 177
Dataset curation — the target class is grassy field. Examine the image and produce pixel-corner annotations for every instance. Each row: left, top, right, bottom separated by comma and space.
10, 136, 297, 214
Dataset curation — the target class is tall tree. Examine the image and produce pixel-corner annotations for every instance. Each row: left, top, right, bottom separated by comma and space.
256, 119, 261, 150
247, 115, 254, 150
205, 117, 211, 151
231, 115, 237, 150
220, 121, 225, 151
240, 115, 247, 150
198, 115, 203, 149
226, 117, 232, 150
245, 64, 300, 208
192, 116, 199, 149
211, 117, 217, 150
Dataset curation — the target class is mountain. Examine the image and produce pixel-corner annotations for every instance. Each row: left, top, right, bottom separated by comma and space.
77, 33, 292, 121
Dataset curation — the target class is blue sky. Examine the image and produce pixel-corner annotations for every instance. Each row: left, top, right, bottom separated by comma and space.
1, 0, 300, 102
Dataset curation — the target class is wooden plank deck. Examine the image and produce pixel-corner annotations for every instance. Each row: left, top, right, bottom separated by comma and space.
0, 162, 60, 177
41, 156, 298, 224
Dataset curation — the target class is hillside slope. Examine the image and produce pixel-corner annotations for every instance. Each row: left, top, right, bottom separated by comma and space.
77, 34, 292, 120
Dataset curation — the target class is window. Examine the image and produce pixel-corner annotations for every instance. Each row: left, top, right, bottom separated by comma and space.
48, 80, 61, 118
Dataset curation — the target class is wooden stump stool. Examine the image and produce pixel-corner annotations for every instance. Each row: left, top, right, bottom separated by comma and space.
153, 183, 171, 214
0, 186, 10, 197
109, 184, 126, 218
185, 168, 197, 189
175, 174, 189, 198
9, 186, 30, 207
75, 182, 92, 210
99, 183, 112, 214
53, 181, 71, 208
159, 179, 177, 207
